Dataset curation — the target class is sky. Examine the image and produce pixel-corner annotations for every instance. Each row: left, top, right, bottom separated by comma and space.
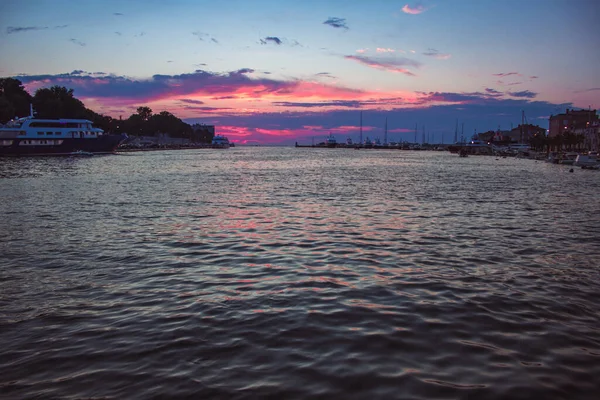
1, 0, 599, 145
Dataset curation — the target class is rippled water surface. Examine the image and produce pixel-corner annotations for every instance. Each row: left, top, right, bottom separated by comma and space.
1, 148, 600, 399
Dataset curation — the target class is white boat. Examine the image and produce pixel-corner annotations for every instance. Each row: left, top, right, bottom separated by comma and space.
0, 107, 127, 157
211, 135, 231, 148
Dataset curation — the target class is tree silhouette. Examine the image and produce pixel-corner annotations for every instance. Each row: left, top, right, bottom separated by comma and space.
136, 106, 153, 121
0, 78, 33, 123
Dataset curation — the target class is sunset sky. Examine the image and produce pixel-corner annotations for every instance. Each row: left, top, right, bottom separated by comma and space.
2, 0, 599, 144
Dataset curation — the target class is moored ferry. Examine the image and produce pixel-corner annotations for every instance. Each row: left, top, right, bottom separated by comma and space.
0, 112, 127, 156
211, 134, 231, 148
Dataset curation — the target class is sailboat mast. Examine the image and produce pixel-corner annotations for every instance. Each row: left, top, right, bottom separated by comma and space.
360, 111, 363, 145
384, 117, 388, 145
520, 110, 525, 143
414, 123, 417, 143
454, 119, 458, 143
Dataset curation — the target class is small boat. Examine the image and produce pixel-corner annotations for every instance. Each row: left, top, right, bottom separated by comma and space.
325, 133, 337, 148
574, 152, 599, 168
559, 152, 578, 165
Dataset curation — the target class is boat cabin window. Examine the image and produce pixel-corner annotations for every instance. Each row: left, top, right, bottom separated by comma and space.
29, 121, 80, 128
55, 132, 60, 135
46, 132, 53, 135
38, 132, 44, 135
18, 131, 26, 136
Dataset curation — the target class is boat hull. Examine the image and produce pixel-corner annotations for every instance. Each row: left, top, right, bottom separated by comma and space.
0, 134, 127, 157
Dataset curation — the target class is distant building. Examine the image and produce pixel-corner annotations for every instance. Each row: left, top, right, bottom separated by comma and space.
481, 125, 544, 144
506, 124, 546, 143
549, 108, 598, 137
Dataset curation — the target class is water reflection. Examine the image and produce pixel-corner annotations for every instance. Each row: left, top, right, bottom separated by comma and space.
1, 148, 599, 399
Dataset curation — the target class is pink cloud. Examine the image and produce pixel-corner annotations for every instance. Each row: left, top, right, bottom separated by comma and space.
402, 4, 428, 15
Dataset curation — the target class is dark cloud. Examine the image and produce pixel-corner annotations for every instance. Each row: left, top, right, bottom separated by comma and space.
323, 17, 348, 30
344, 55, 421, 76
192, 31, 218, 44
182, 106, 233, 112
508, 90, 537, 98
115, 32, 122, 36
492, 72, 520, 77
273, 97, 411, 109
14, 69, 301, 101
273, 100, 364, 108
114, 13, 123, 16
260, 37, 282, 45
485, 88, 502, 95
7, 25, 67, 34
69, 38, 86, 46
315, 72, 335, 79
7, 26, 48, 34
422, 48, 451, 60
179, 99, 205, 105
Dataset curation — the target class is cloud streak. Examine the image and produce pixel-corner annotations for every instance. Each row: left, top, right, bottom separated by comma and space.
6, 25, 68, 34
69, 38, 86, 46
344, 55, 421, 76
493, 72, 520, 77
508, 90, 537, 98
422, 48, 451, 60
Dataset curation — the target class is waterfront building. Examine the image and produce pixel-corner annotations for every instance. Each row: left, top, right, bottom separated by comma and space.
549, 108, 598, 137
574, 121, 600, 152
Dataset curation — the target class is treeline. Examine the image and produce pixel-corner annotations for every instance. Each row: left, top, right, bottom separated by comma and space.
0, 78, 211, 142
